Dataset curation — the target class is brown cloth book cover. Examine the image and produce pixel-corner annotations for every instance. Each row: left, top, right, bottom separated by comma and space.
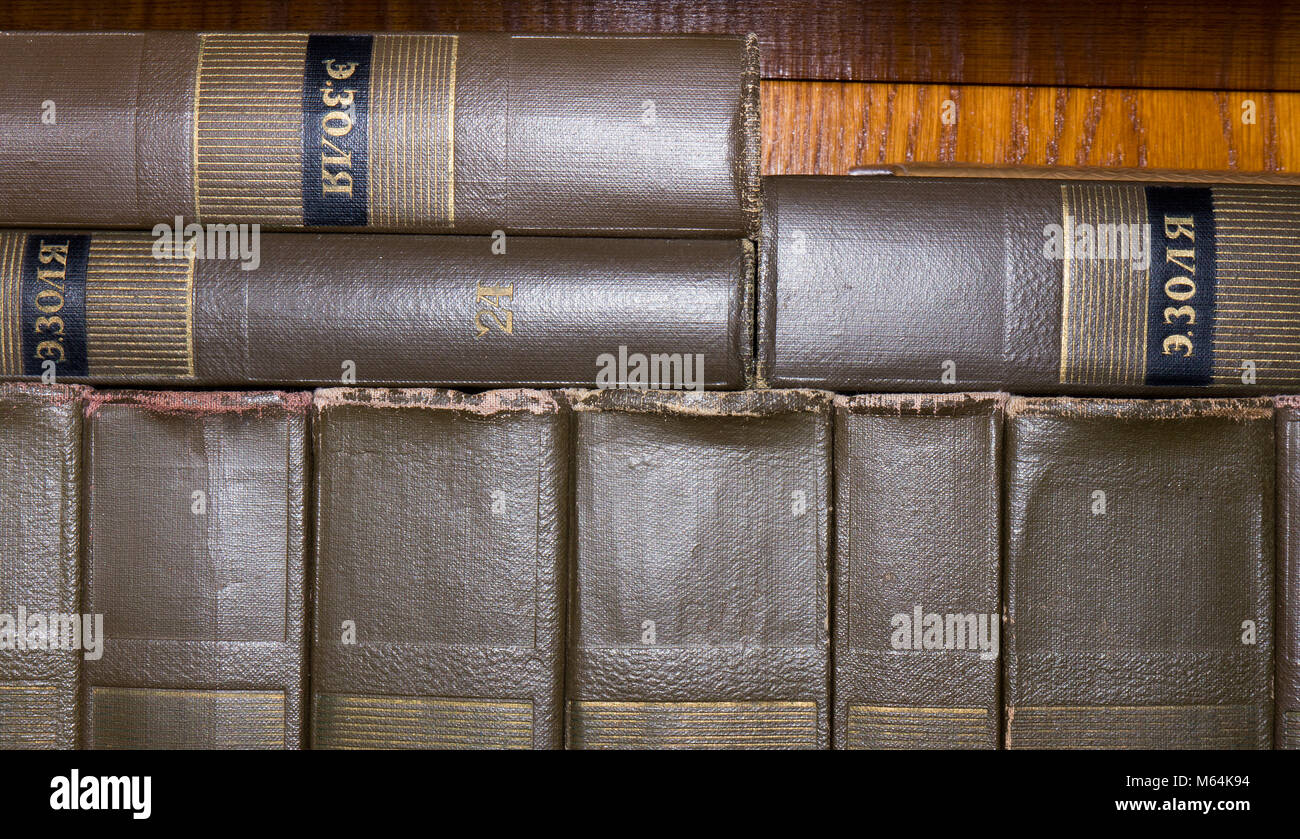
81, 390, 309, 749
1004, 397, 1274, 749
760, 175, 1300, 396
311, 388, 567, 749
1278, 396, 1300, 749
0, 231, 751, 388
0, 383, 84, 749
566, 389, 831, 749
833, 392, 1002, 749
0, 32, 759, 237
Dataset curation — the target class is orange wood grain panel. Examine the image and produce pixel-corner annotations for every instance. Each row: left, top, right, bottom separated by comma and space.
762, 82, 1300, 175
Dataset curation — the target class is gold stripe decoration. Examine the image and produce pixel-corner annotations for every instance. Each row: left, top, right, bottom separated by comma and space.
313, 694, 533, 750
85, 234, 196, 380
845, 705, 988, 750
89, 687, 285, 749
1210, 186, 1300, 387
0, 683, 59, 749
368, 34, 459, 229
194, 33, 308, 225
568, 700, 819, 749
1284, 711, 1300, 750
1057, 183, 1152, 386
0, 231, 24, 377
1007, 704, 1260, 749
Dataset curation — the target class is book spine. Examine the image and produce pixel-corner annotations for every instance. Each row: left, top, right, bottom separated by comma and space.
0, 232, 750, 388
833, 392, 1003, 749
0, 383, 84, 748
310, 388, 568, 749
567, 388, 831, 749
1004, 397, 1274, 748
0, 32, 759, 237
760, 175, 1300, 395
81, 390, 309, 749
1279, 396, 1300, 749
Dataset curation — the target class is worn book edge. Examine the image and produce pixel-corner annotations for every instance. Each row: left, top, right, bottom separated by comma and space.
740, 32, 762, 239
0, 382, 90, 405
83, 389, 312, 417
565, 387, 831, 417
313, 387, 562, 415
1007, 396, 1273, 421
834, 391, 1006, 416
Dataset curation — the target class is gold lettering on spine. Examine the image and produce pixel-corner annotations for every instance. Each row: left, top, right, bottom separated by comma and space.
84, 235, 196, 380
0, 232, 23, 376
1210, 187, 1300, 386
194, 33, 308, 225
368, 35, 458, 229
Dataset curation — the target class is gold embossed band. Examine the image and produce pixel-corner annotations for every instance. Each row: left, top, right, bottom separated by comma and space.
194, 34, 309, 225
1059, 183, 1300, 387
369, 34, 458, 228
1211, 187, 1300, 386
0, 683, 59, 748
85, 235, 196, 380
1058, 183, 1151, 386
89, 687, 286, 749
845, 705, 988, 749
569, 700, 818, 749
1007, 704, 1258, 749
0, 231, 22, 377
313, 694, 533, 749
192, 33, 459, 229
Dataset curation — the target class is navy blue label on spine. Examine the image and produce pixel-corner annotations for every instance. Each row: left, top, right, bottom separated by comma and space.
303, 34, 372, 226
1144, 187, 1217, 386
20, 233, 89, 378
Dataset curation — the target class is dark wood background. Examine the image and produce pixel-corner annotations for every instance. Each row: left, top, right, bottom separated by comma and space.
4, 0, 1300, 89
3, 1, 1297, 174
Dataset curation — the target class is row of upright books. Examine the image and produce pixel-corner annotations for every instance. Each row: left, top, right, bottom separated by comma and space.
0, 30, 1298, 750
2, 384, 1293, 749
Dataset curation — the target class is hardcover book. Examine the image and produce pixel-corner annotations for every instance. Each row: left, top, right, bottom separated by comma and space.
759, 175, 1300, 395
311, 388, 567, 749
0, 383, 84, 749
81, 390, 309, 749
0, 232, 750, 388
833, 392, 1002, 749
0, 32, 759, 237
567, 389, 831, 749
1279, 396, 1300, 749
1004, 397, 1274, 748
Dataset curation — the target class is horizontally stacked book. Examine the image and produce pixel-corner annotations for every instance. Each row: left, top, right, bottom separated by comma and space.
0, 31, 1297, 750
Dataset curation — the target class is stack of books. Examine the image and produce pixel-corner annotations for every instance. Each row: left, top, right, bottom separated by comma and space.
0, 29, 1295, 750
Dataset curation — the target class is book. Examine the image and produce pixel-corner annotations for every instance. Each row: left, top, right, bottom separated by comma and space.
759, 175, 1300, 395
0, 231, 751, 388
1004, 397, 1274, 749
833, 392, 1002, 749
1279, 396, 1300, 749
81, 390, 309, 749
311, 388, 567, 749
566, 389, 830, 749
0, 32, 758, 237
0, 383, 84, 749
